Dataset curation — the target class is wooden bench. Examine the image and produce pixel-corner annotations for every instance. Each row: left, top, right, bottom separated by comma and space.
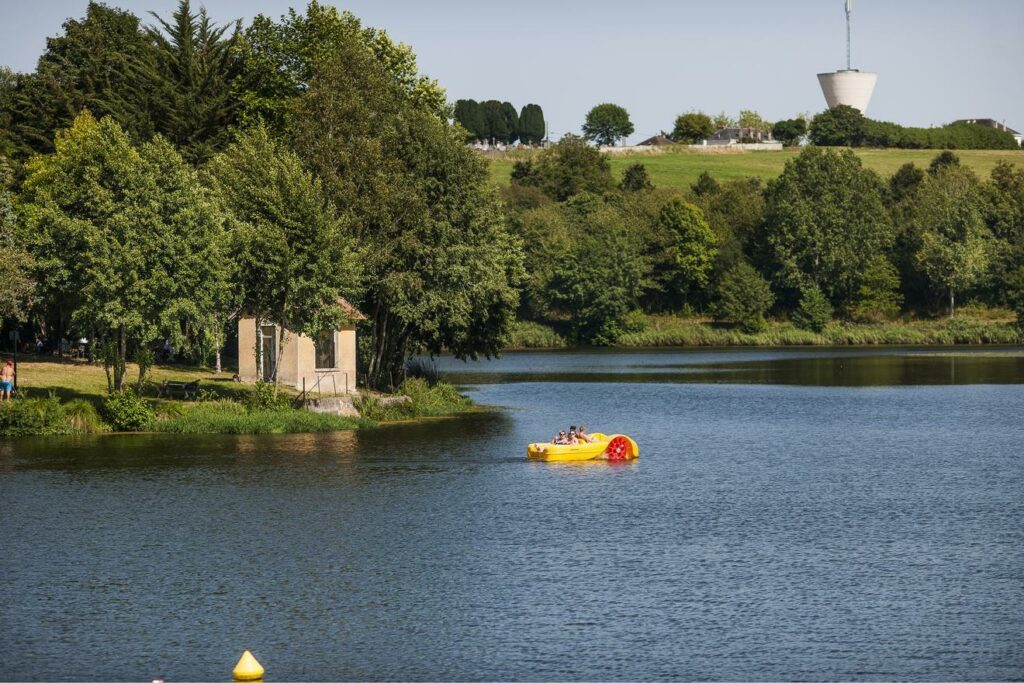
157, 380, 201, 400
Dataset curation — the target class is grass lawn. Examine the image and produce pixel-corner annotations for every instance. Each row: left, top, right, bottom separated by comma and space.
11, 357, 256, 404
487, 147, 1024, 191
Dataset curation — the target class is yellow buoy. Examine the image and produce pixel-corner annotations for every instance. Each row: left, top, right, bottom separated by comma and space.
232, 650, 264, 681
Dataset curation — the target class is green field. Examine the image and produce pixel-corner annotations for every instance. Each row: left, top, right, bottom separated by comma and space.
486, 147, 1024, 191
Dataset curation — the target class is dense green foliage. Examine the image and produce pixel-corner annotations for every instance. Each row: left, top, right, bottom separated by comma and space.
810, 105, 1020, 150
620, 163, 654, 192
772, 118, 807, 146
20, 112, 229, 390
792, 286, 833, 332
453, 98, 545, 144
102, 389, 155, 431
3, 1, 524, 393
672, 112, 715, 143
582, 103, 634, 146
714, 262, 774, 332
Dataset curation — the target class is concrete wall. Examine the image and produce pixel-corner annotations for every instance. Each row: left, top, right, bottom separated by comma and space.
817, 70, 878, 113
238, 317, 258, 382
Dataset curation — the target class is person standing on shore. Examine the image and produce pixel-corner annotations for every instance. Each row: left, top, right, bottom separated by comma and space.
1, 359, 15, 401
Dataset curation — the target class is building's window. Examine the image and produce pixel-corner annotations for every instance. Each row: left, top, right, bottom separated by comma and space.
315, 330, 336, 370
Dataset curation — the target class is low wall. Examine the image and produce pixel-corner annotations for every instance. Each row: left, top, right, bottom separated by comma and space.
600, 143, 783, 154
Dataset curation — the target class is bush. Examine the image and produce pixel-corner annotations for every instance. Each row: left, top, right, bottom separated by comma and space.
405, 357, 440, 386
102, 390, 155, 432
0, 396, 71, 436
400, 378, 472, 417
1007, 267, 1024, 329
64, 399, 106, 433
714, 262, 774, 333
154, 401, 370, 434
507, 321, 568, 349
244, 381, 291, 411
793, 285, 833, 332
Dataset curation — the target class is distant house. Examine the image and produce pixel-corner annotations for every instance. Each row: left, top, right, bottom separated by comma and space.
707, 127, 775, 145
952, 118, 1022, 146
238, 298, 364, 394
636, 134, 676, 147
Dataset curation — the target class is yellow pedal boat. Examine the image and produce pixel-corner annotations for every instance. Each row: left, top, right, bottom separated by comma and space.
527, 432, 639, 462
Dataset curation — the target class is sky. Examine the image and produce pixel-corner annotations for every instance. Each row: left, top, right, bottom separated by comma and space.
1, 0, 1022, 144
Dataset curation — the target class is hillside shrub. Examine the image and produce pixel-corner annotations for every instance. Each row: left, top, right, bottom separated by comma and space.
793, 286, 833, 332
103, 390, 154, 431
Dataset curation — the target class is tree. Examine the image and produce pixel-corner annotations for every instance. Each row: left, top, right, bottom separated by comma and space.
480, 99, 508, 143
236, 2, 449, 131
519, 103, 545, 145
809, 105, 867, 146
772, 117, 807, 146
287, 41, 523, 387
511, 135, 614, 201
792, 285, 833, 332
582, 103, 634, 146
620, 163, 653, 192
206, 125, 360, 393
453, 99, 485, 140
2, 2, 155, 158
910, 165, 990, 317
1007, 267, 1024, 328
928, 150, 960, 176
714, 261, 774, 333
21, 112, 228, 391
691, 171, 720, 197
144, 0, 243, 164
712, 111, 733, 130
889, 162, 925, 204
547, 198, 643, 344
658, 199, 717, 294
738, 109, 772, 134
500, 102, 519, 144
849, 254, 903, 321
672, 112, 714, 143
0, 162, 34, 323
759, 146, 893, 309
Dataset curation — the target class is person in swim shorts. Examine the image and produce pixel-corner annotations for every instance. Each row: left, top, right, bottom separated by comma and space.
1, 359, 14, 401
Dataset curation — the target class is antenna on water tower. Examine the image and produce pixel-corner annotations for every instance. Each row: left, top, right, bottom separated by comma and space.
845, 0, 852, 70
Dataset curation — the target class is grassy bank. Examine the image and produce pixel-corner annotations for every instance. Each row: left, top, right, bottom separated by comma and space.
505, 314, 1022, 350
1, 359, 473, 437
487, 147, 1024, 191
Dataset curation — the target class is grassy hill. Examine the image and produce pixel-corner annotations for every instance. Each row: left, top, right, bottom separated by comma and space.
486, 147, 1024, 191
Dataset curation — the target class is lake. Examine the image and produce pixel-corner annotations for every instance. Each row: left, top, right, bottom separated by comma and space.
2, 346, 1023, 680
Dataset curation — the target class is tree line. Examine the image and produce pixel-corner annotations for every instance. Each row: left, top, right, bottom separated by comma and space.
453, 99, 545, 144
809, 105, 1020, 150
503, 138, 1024, 342
0, 1, 524, 391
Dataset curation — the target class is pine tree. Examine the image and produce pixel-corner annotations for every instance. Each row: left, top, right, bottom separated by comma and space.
519, 103, 545, 145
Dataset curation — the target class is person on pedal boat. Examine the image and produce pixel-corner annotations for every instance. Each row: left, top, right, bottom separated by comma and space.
552, 430, 569, 445
576, 424, 594, 443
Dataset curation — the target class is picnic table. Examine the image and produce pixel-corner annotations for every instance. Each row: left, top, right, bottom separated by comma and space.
157, 379, 201, 400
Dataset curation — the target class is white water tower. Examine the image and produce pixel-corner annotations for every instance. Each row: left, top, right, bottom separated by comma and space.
817, 0, 877, 113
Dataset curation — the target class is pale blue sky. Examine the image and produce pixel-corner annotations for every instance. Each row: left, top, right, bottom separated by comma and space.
2, 0, 1022, 143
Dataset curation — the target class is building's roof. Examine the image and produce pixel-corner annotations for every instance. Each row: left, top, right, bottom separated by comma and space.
637, 135, 675, 146
952, 118, 1020, 135
338, 297, 367, 321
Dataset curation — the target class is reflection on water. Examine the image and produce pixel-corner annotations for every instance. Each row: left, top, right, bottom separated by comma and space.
1, 347, 1023, 681
437, 345, 1024, 386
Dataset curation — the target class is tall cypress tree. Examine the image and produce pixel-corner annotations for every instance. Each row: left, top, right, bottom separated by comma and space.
453, 99, 484, 140
519, 103, 545, 145
500, 102, 519, 144
480, 100, 507, 144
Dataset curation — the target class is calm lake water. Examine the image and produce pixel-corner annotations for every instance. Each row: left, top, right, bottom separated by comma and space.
2, 346, 1023, 681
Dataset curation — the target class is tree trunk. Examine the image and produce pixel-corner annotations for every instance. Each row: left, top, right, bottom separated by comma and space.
272, 323, 289, 399
255, 318, 263, 382
115, 327, 127, 391
214, 325, 222, 374
949, 288, 955, 318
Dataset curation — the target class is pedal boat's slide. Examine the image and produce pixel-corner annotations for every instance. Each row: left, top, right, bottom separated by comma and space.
527, 432, 639, 462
